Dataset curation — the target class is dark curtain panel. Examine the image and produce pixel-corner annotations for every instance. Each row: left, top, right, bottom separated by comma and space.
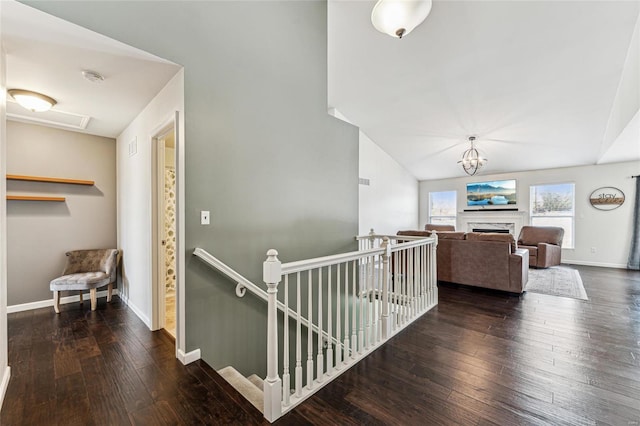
629, 178, 640, 270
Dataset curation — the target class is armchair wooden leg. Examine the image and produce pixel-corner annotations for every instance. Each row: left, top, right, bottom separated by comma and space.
90, 288, 97, 311
107, 283, 113, 303
53, 291, 60, 314
79, 291, 83, 304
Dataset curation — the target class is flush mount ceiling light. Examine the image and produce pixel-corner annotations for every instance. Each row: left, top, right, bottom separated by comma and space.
7, 89, 57, 112
371, 0, 433, 39
458, 136, 488, 176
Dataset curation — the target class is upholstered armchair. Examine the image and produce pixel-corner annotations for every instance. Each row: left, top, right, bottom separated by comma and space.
517, 226, 564, 268
50, 249, 119, 313
425, 224, 456, 232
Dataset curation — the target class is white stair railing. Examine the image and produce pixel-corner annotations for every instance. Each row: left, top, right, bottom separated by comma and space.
193, 248, 338, 347
263, 233, 437, 422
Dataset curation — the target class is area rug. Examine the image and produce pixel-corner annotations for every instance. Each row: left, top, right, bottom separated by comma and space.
525, 266, 588, 300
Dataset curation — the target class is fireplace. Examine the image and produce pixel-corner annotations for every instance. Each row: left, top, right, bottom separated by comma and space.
457, 211, 526, 237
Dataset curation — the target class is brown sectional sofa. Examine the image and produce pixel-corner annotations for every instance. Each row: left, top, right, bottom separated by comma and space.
397, 230, 529, 294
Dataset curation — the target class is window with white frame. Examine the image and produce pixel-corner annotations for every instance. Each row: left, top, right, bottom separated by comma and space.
428, 191, 457, 227
529, 183, 575, 248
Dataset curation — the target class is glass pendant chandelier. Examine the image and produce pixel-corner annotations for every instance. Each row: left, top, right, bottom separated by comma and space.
458, 136, 488, 176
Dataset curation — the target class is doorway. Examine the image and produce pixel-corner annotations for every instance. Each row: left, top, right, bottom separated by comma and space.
153, 122, 177, 337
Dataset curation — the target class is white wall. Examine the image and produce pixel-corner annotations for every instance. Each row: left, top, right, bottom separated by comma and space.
6, 122, 116, 306
359, 132, 418, 235
0, 17, 10, 406
419, 161, 638, 268
116, 69, 184, 329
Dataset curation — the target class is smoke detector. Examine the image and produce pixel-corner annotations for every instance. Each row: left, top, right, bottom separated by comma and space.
82, 70, 105, 83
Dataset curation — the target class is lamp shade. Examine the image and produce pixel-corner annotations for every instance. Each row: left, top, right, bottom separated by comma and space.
8, 89, 57, 112
371, 0, 433, 39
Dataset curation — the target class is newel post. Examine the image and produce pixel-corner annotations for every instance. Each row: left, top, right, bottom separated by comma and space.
381, 237, 391, 339
368, 228, 376, 249
263, 249, 282, 422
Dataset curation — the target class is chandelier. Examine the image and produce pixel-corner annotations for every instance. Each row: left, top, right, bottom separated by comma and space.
458, 136, 487, 176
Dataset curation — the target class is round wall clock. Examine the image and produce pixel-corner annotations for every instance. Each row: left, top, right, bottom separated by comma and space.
589, 187, 625, 211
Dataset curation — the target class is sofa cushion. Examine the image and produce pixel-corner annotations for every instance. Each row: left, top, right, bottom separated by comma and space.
518, 226, 564, 246
465, 232, 517, 252
397, 230, 432, 238
50, 272, 111, 291
436, 231, 466, 240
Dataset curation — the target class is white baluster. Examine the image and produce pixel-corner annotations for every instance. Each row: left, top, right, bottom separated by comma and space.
317, 268, 324, 383
307, 270, 314, 390
364, 255, 371, 350
351, 260, 357, 357
263, 249, 282, 422
410, 247, 415, 319
336, 263, 342, 368
344, 261, 351, 363
359, 257, 365, 353
393, 250, 398, 332
381, 237, 390, 340
295, 272, 302, 397
282, 275, 290, 406
327, 265, 333, 375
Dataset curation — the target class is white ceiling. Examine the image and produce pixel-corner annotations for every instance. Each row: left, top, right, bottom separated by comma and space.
329, 0, 640, 180
2, 1, 181, 138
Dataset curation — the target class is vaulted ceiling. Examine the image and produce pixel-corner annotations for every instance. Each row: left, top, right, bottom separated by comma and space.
329, 0, 640, 180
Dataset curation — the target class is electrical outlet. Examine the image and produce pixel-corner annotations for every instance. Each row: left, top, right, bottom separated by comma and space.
201, 211, 210, 225
591, 247, 596, 254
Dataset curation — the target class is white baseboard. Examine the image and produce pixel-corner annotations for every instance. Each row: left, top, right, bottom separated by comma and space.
563, 260, 628, 269
178, 348, 201, 365
121, 297, 151, 329
7, 289, 120, 313
0, 366, 10, 407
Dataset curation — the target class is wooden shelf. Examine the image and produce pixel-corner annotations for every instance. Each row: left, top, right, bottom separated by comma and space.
7, 195, 66, 202
6, 174, 94, 186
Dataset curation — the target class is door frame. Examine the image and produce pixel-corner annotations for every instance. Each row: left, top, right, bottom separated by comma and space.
150, 113, 179, 341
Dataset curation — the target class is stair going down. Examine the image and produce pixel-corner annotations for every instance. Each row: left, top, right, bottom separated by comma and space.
218, 366, 264, 413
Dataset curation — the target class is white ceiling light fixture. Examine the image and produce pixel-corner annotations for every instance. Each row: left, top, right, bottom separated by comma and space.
371, 0, 433, 39
458, 136, 488, 176
7, 89, 57, 112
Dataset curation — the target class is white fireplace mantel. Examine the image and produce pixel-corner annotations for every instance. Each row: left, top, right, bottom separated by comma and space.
457, 210, 528, 236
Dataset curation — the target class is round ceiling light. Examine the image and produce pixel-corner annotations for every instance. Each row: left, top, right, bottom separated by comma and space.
7, 89, 57, 112
371, 0, 433, 39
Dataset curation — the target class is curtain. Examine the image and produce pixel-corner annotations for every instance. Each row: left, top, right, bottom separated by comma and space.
629, 177, 640, 270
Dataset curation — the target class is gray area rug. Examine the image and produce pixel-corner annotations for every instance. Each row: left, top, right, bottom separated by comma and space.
525, 266, 588, 300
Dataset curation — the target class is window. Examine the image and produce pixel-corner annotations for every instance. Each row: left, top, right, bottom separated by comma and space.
529, 183, 575, 248
429, 191, 457, 227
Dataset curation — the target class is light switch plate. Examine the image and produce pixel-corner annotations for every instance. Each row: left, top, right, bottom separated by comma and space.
201, 210, 210, 225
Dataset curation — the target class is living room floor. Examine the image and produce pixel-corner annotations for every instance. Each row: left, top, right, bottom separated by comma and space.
1, 265, 638, 425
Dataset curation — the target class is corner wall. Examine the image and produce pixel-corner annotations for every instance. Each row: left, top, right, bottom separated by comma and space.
359, 132, 418, 235
419, 161, 638, 268
27, 1, 360, 377
115, 70, 184, 328
6, 121, 116, 306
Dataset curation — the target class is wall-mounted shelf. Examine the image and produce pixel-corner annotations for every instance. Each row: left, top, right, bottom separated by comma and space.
7, 195, 66, 202
6, 174, 94, 186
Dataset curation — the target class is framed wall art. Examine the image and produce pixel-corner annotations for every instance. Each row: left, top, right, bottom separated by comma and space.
589, 187, 625, 211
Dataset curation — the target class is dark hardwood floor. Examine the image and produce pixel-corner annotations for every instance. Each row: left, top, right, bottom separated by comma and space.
2, 264, 639, 425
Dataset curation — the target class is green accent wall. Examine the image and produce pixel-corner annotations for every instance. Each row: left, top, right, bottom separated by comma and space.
24, 1, 359, 375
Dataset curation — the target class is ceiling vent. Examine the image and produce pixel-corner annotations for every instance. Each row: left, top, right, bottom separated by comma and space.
7, 99, 91, 131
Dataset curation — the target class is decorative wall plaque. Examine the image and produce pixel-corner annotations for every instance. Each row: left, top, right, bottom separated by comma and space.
589, 187, 625, 210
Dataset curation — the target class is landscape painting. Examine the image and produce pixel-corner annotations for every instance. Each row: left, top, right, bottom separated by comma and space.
467, 179, 517, 206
